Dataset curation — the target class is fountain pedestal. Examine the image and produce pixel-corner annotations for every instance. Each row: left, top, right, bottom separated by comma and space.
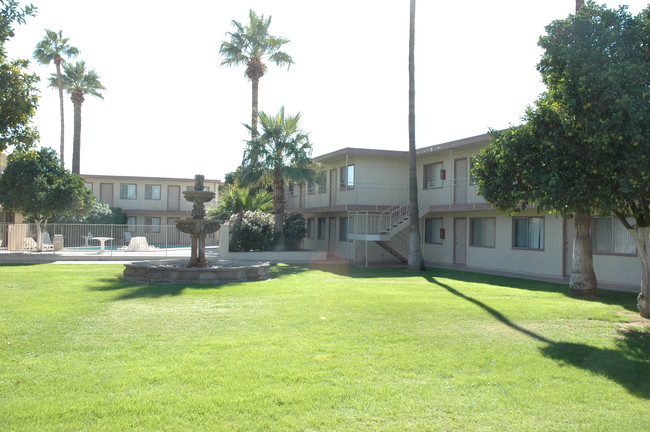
175, 176, 222, 268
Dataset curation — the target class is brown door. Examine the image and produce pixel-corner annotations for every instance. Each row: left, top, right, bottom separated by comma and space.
99, 183, 114, 206
329, 169, 337, 206
454, 158, 468, 204
328, 217, 337, 255
167, 185, 180, 211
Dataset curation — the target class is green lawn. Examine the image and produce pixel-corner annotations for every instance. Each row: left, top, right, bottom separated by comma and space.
1, 263, 648, 431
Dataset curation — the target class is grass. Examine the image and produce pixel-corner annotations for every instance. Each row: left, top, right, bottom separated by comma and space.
1, 263, 649, 431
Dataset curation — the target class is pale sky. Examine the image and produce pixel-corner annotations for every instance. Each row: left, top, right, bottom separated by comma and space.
5, 0, 649, 180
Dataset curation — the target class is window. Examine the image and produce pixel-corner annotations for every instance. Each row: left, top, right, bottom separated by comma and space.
424, 217, 443, 244
317, 217, 327, 240
339, 217, 349, 241
469, 218, 495, 247
307, 180, 316, 194
306, 218, 315, 239
423, 162, 443, 189
592, 217, 636, 255
339, 165, 355, 190
318, 171, 327, 194
513, 217, 544, 250
145, 184, 161, 200
120, 184, 136, 199
84, 182, 93, 192
145, 217, 161, 233
288, 183, 297, 196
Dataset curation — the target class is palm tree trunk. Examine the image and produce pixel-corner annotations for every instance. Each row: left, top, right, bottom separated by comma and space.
72, 98, 82, 174
55, 62, 65, 168
570, 212, 597, 296
251, 77, 259, 136
272, 165, 285, 250
407, 0, 425, 271
576, 0, 584, 13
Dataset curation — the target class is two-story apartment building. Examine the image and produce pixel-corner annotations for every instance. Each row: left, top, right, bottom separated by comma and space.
286, 133, 640, 289
82, 174, 221, 229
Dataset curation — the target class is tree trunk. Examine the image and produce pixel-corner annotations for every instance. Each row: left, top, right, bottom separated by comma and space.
251, 76, 259, 136
576, 0, 584, 13
570, 212, 597, 296
71, 97, 83, 174
55, 62, 65, 168
34, 218, 46, 252
272, 165, 285, 251
629, 226, 650, 318
407, 0, 425, 271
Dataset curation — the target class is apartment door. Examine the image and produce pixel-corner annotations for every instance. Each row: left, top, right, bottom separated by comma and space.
99, 183, 114, 206
454, 158, 468, 204
328, 217, 337, 255
454, 218, 467, 265
329, 169, 337, 206
167, 185, 181, 211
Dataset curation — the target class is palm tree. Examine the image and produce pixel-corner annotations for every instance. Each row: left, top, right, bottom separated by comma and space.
49, 61, 105, 174
240, 107, 315, 250
207, 183, 273, 221
219, 9, 293, 133
33, 29, 79, 168
407, 0, 425, 271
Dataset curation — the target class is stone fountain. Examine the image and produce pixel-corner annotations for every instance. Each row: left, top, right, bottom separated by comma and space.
176, 175, 221, 268
122, 174, 270, 284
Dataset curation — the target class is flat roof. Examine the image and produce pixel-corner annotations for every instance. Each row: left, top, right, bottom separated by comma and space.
314, 133, 493, 162
82, 174, 222, 183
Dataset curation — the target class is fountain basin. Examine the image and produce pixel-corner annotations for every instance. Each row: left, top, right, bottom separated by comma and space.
176, 219, 222, 235
123, 259, 271, 284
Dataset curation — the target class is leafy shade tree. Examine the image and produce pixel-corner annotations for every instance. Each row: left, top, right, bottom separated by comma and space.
33, 29, 79, 168
472, 3, 650, 316
240, 107, 315, 250
0, 147, 94, 250
49, 201, 127, 224
407, 0, 425, 271
50, 60, 105, 174
219, 9, 293, 133
0, 0, 39, 154
207, 183, 272, 221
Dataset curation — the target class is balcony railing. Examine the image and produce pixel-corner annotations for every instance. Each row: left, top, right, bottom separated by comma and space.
286, 180, 487, 212
285, 183, 409, 211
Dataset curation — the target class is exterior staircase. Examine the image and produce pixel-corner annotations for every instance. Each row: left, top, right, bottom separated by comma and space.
348, 201, 419, 262
375, 240, 407, 263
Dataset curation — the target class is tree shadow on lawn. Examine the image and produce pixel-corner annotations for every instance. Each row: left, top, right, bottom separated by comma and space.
425, 275, 650, 400
304, 263, 640, 313
90, 264, 312, 301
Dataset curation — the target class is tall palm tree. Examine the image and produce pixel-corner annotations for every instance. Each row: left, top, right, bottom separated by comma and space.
219, 9, 293, 134
33, 29, 79, 168
240, 107, 315, 250
49, 61, 105, 174
407, 0, 425, 271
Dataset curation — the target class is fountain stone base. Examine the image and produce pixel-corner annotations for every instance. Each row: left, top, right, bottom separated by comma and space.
123, 259, 271, 284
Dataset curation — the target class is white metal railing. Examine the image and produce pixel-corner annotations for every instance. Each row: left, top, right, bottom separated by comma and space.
420, 180, 487, 209
285, 183, 408, 210
0, 223, 220, 256
348, 200, 410, 238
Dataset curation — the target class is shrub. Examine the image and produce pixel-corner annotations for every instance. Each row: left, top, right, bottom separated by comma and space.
284, 213, 306, 250
228, 211, 274, 252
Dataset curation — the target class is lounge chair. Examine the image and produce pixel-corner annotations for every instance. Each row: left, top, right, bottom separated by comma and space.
23, 237, 37, 251
42, 232, 54, 251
